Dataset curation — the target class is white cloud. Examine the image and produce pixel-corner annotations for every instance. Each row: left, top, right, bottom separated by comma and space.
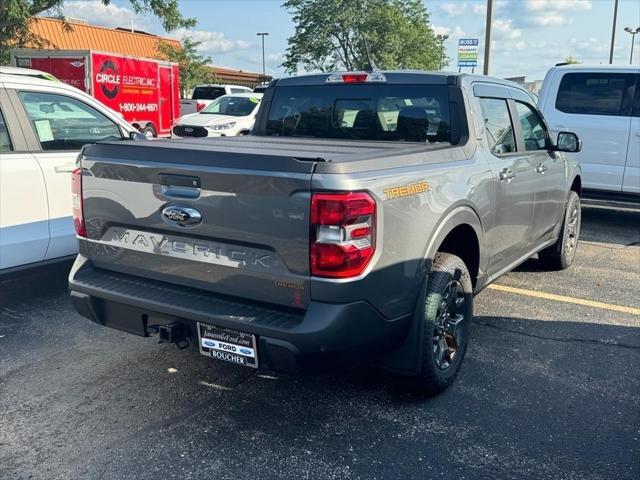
498, 0, 592, 28
173, 28, 251, 54
472, 3, 487, 15
61, 0, 137, 29
492, 19, 522, 40
432, 25, 466, 38
439, 3, 468, 17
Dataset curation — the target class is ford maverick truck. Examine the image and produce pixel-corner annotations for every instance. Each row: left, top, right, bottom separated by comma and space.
69, 71, 582, 394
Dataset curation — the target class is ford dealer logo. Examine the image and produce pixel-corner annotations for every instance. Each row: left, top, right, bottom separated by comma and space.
161, 205, 202, 227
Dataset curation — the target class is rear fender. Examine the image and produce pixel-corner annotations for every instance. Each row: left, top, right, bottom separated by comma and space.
378, 205, 486, 375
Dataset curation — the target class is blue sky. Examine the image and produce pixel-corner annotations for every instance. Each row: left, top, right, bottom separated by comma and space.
60, 0, 640, 80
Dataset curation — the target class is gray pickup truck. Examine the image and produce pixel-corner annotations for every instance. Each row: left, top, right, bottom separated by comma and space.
69, 71, 582, 394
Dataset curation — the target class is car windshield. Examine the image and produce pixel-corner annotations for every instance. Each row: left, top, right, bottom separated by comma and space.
264, 84, 451, 143
192, 86, 225, 100
201, 96, 261, 116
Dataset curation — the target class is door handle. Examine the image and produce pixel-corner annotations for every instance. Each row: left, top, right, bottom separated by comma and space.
499, 168, 515, 182
54, 164, 75, 173
536, 164, 548, 174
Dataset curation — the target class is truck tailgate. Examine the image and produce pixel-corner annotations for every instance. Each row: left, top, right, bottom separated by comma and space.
79, 140, 315, 309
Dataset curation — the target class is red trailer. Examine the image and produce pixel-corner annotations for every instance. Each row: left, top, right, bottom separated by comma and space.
10, 49, 180, 138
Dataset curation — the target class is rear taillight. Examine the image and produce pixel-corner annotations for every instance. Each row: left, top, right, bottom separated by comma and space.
196, 102, 205, 112
310, 192, 376, 278
71, 168, 86, 237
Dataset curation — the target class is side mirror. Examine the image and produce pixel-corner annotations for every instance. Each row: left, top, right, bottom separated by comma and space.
555, 132, 581, 153
129, 131, 148, 141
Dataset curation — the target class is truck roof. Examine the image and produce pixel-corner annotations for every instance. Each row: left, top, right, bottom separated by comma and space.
274, 70, 530, 92
546, 64, 640, 72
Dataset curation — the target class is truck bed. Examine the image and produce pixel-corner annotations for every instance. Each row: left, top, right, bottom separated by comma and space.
96, 136, 464, 173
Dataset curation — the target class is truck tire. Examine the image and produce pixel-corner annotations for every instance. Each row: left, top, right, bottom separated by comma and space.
141, 125, 157, 138
538, 191, 581, 270
409, 252, 473, 395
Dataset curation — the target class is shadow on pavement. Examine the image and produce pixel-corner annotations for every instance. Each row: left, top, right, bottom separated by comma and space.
580, 207, 640, 247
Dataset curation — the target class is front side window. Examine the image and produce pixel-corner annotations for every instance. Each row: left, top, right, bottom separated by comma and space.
515, 102, 548, 151
18, 91, 121, 151
265, 84, 451, 143
555, 73, 636, 116
478, 98, 516, 155
0, 108, 12, 152
201, 96, 261, 116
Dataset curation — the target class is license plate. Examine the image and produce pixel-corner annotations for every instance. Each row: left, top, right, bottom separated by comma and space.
197, 323, 258, 368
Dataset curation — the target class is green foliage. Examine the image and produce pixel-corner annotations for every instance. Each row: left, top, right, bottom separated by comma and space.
282, 0, 445, 73
564, 55, 581, 64
0, 0, 195, 64
157, 36, 217, 98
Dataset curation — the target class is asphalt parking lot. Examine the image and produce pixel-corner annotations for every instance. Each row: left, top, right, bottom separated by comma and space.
1, 206, 639, 480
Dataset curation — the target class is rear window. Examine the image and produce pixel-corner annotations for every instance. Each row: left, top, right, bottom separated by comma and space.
192, 86, 226, 100
264, 84, 451, 143
555, 73, 636, 116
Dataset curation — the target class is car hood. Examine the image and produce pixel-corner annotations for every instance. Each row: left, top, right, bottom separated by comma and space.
177, 113, 239, 127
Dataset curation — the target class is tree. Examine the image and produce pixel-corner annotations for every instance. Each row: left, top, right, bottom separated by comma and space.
281, 0, 445, 73
0, 0, 196, 64
157, 37, 217, 98
564, 55, 581, 64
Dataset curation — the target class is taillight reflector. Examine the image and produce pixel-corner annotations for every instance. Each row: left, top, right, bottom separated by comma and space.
310, 192, 376, 278
71, 167, 87, 237
196, 102, 206, 111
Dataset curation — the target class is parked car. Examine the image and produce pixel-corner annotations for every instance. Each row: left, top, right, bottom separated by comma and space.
173, 93, 262, 138
179, 84, 252, 116
0, 68, 141, 274
253, 82, 270, 93
538, 64, 640, 196
69, 71, 582, 394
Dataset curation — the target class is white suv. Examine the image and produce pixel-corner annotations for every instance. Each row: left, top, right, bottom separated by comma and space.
538, 64, 640, 195
0, 68, 138, 273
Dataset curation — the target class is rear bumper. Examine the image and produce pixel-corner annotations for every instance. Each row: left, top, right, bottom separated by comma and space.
68, 257, 411, 373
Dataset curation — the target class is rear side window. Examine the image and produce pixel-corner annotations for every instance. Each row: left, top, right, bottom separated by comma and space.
192, 86, 225, 100
0, 108, 12, 152
478, 98, 516, 155
555, 73, 636, 116
265, 84, 451, 143
18, 91, 122, 151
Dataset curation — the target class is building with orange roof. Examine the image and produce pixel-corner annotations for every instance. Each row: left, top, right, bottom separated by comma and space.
21, 17, 270, 87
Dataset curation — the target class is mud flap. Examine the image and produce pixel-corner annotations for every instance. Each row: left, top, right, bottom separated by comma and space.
376, 276, 428, 376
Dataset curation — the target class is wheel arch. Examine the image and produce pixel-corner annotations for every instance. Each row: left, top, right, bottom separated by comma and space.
423, 204, 487, 290
570, 174, 582, 197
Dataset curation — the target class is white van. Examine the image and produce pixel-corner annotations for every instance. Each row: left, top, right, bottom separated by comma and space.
538, 64, 639, 196
0, 68, 139, 274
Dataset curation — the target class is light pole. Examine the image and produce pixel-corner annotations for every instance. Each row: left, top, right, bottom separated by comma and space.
624, 26, 640, 65
609, 0, 619, 64
256, 32, 269, 76
483, 0, 493, 75
436, 34, 449, 70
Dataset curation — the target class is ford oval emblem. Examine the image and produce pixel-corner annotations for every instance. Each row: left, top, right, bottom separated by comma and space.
161, 205, 202, 227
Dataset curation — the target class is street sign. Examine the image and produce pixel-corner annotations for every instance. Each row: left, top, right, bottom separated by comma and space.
458, 38, 479, 68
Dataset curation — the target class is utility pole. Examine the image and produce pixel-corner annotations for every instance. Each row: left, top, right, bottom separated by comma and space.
483, 0, 493, 75
256, 32, 269, 76
609, 0, 619, 64
624, 27, 640, 65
